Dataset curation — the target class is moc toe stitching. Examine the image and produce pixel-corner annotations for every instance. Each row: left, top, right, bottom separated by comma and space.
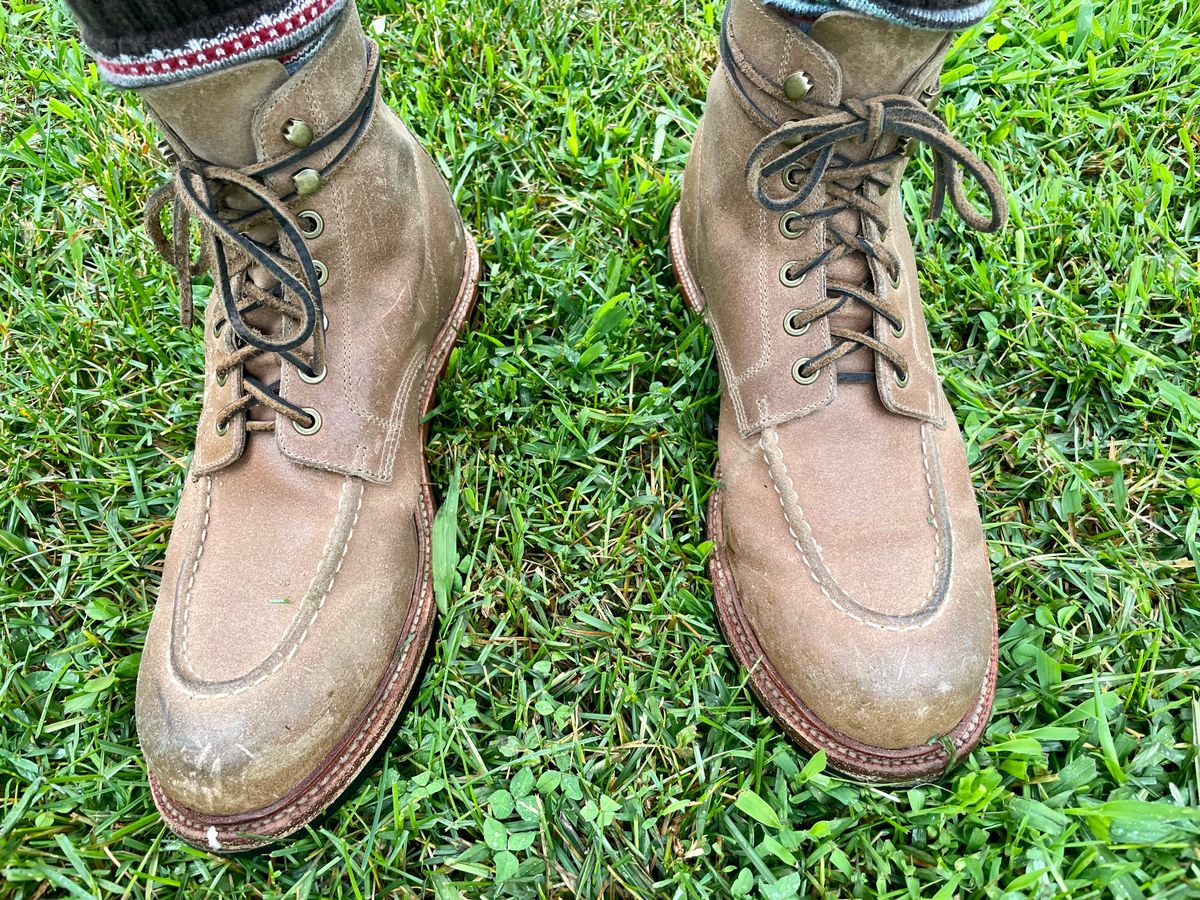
758, 426, 952, 630
177, 475, 214, 678
752, 430, 992, 754
146, 487, 436, 841
171, 477, 362, 694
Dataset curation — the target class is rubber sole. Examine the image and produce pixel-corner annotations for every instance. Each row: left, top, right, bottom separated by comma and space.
668, 206, 997, 783
148, 234, 482, 850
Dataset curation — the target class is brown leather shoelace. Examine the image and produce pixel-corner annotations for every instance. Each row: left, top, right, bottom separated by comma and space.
743, 94, 1007, 384
147, 165, 327, 432
144, 51, 380, 433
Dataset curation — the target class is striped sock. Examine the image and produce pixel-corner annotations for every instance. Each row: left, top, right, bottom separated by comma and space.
86, 0, 348, 88
278, 16, 337, 74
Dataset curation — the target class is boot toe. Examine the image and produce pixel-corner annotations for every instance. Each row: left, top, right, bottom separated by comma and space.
138, 678, 297, 818
135, 463, 424, 824
137, 652, 355, 819
723, 533, 994, 754
762, 589, 993, 752
715, 416, 996, 775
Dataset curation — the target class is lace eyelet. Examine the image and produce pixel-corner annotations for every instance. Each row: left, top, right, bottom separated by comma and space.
778, 212, 805, 240
283, 118, 314, 149
293, 168, 322, 196
216, 372, 228, 387
212, 319, 225, 338
792, 357, 819, 385
887, 267, 902, 290
292, 407, 322, 435
215, 420, 229, 436
298, 363, 327, 385
894, 369, 909, 388
781, 122, 803, 149
313, 260, 329, 286
783, 164, 804, 191
783, 70, 812, 102
779, 262, 807, 288
891, 318, 906, 339
783, 309, 811, 337
298, 210, 324, 239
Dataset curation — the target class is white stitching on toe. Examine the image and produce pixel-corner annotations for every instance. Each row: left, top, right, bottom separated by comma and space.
759, 426, 950, 631
173, 478, 364, 697
180, 477, 213, 671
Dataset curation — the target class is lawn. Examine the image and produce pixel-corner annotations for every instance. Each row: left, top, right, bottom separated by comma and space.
2, 0, 1199, 895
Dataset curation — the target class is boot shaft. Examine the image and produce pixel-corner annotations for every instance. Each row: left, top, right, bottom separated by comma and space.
714, 0, 949, 127
678, 0, 1003, 435
140, 4, 467, 483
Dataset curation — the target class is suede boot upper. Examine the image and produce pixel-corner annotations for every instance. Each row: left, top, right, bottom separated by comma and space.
673, 0, 1006, 780
133, 6, 479, 848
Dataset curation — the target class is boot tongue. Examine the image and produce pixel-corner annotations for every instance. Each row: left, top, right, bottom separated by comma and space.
139, 59, 288, 166
805, 12, 948, 372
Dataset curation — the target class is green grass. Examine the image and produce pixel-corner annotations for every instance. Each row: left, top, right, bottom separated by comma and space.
2, 0, 1199, 895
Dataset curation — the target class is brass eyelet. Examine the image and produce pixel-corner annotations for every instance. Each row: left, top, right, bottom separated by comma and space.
891, 318, 906, 339
293, 168, 322, 196
212, 318, 225, 338
783, 70, 812, 101
894, 369, 909, 388
298, 363, 327, 385
292, 407, 322, 435
322, 313, 330, 331
216, 372, 228, 387
283, 118, 314, 148
888, 267, 902, 290
313, 259, 329, 286
779, 262, 806, 288
783, 164, 804, 191
783, 309, 811, 337
298, 210, 324, 239
215, 420, 228, 436
792, 357, 819, 385
778, 212, 805, 240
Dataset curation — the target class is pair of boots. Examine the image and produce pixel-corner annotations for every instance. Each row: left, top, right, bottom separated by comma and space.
133, 0, 1006, 850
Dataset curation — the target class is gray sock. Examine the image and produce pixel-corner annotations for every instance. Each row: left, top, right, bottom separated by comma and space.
765, 0, 993, 30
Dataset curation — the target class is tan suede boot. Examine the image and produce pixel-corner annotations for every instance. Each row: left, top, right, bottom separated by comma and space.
133, 6, 479, 849
671, 0, 1006, 781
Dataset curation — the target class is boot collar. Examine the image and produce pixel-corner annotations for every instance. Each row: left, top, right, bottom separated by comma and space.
140, 62, 288, 168
139, 6, 370, 172
720, 0, 950, 129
